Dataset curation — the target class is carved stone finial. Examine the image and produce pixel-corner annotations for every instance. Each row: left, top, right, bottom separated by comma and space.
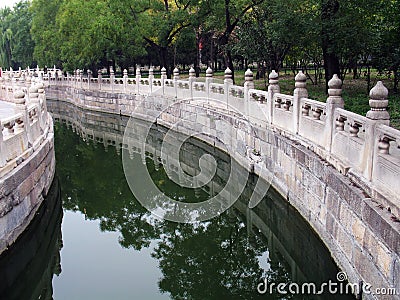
326, 74, 343, 106
161, 67, 167, 79
206, 67, 213, 78
110, 67, 114, 76
149, 67, 154, 76
189, 67, 196, 78
224, 67, 232, 83
13, 90, 26, 104
29, 86, 39, 102
37, 82, 45, 94
245, 69, 253, 82
366, 81, 390, 121
269, 70, 279, 82
268, 70, 280, 95
328, 74, 342, 98
123, 69, 128, 77
295, 71, 307, 89
173, 67, 180, 80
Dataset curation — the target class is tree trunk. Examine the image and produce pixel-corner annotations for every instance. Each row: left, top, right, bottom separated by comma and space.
323, 52, 340, 90
160, 46, 171, 78
225, 49, 235, 83
366, 65, 371, 93
394, 66, 399, 94
321, 0, 341, 93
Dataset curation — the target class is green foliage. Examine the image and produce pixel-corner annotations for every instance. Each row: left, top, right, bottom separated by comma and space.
231, 0, 306, 71
0, 1, 34, 69
0, 7, 12, 68
30, 0, 63, 67
1, 0, 400, 98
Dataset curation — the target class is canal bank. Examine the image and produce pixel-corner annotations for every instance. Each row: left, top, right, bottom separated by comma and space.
0, 178, 62, 300
0, 76, 56, 255
45, 69, 400, 299
48, 101, 352, 299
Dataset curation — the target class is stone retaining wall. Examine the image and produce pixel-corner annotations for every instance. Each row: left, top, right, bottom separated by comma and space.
0, 115, 55, 255
47, 83, 400, 299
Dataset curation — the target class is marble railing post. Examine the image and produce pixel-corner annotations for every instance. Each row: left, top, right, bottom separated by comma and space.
98, 70, 102, 91
79, 69, 84, 90
293, 71, 308, 134
0, 122, 5, 168
29, 85, 39, 105
73, 70, 77, 89
136, 67, 141, 95
123, 69, 128, 93
149, 67, 154, 93
224, 67, 233, 108
244, 69, 254, 117
363, 81, 390, 180
14, 89, 30, 144
38, 82, 47, 130
324, 74, 343, 152
173, 67, 180, 98
87, 69, 92, 90
189, 67, 196, 100
25, 76, 32, 103
110, 67, 115, 92
53, 65, 57, 81
205, 67, 213, 99
0, 77, 5, 101
161, 67, 167, 96
267, 70, 279, 124
54, 68, 58, 86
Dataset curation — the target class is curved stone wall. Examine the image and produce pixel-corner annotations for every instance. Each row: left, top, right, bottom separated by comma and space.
0, 116, 55, 254
0, 77, 55, 255
47, 82, 400, 299
48, 99, 346, 295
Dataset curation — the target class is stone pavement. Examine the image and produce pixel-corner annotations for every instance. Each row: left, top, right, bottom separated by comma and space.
0, 100, 16, 119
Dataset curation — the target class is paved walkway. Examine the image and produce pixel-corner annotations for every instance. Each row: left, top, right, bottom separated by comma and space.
0, 100, 16, 119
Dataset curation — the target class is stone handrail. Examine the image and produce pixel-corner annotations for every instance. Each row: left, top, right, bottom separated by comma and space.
0, 75, 50, 177
3, 66, 400, 216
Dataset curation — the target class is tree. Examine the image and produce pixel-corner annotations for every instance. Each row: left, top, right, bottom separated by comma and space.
55, 0, 146, 72
232, 0, 305, 77
8, 1, 35, 68
31, 0, 64, 67
200, 0, 265, 82
0, 7, 12, 69
139, 0, 197, 76
321, 0, 341, 91
372, 0, 400, 93
0, 1, 35, 69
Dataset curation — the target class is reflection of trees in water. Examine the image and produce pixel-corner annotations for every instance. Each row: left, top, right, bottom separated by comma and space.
152, 211, 297, 300
55, 122, 297, 298
0, 179, 63, 300
55, 122, 161, 250
55, 121, 351, 300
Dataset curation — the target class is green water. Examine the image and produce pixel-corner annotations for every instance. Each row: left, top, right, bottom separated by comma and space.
0, 101, 355, 299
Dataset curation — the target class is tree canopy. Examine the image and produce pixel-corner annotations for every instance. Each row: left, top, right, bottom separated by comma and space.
0, 0, 399, 89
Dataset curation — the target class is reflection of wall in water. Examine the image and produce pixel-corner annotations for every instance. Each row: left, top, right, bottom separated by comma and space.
0, 179, 63, 300
48, 100, 343, 295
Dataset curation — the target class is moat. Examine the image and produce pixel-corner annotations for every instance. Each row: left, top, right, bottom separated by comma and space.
0, 101, 354, 299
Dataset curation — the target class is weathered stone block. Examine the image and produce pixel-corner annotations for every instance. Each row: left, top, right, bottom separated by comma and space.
352, 218, 366, 246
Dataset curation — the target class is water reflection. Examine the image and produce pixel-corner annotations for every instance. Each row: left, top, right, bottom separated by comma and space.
0, 179, 63, 300
49, 100, 353, 299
